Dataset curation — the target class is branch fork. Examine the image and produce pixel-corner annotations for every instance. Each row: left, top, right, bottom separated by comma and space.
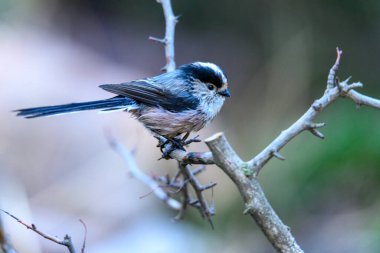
109, 46, 380, 253
1, 209, 86, 253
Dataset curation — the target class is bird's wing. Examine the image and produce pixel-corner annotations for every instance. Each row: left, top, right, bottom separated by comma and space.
99, 80, 198, 112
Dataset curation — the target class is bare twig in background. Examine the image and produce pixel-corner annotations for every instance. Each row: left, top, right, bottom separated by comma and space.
79, 219, 87, 253
109, 134, 217, 224
150, 0, 178, 72
0, 210, 77, 253
108, 136, 182, 210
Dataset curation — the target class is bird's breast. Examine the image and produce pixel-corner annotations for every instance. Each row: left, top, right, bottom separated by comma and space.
134, 107, 208, 137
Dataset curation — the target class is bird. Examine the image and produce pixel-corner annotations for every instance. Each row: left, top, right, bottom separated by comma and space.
15, 62, 230, 155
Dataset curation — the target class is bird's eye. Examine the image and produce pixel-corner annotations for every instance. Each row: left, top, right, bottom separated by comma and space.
207, 84, 215, 90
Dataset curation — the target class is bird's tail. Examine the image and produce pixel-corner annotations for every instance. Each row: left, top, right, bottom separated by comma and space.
15, 97, 136, 118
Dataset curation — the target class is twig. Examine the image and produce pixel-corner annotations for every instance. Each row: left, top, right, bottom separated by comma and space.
79, 219, 87, 253
178, 163, 215, 228
0, 209, 76, 253
151, 0, 178, 72
107, 136, 182, 210
201, 48, 380, 252
327, 47, 342, 89
347, 90, 380, 109
246, 47, 379, 176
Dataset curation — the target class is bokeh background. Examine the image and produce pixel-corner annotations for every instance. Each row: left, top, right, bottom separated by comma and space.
1, 0, 380, 252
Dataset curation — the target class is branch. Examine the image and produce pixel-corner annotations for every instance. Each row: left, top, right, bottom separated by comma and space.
178, 163, 215, 228
347, 90, 380, 109
0, 210, 77, 253
205, 133, 303, 252
201, 47, 380, 252
246, 47, 379, 176
150, 0, 178, 72
108, 136, 182, 210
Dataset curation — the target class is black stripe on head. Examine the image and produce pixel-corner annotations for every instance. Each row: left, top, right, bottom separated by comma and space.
180, 62, 226, 88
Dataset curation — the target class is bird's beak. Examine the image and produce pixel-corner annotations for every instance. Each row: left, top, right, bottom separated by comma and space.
218, 88, 231, 97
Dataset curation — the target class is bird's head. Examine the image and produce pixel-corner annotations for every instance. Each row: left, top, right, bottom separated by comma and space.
179, 62, 230, 99
178, 62, 230, 120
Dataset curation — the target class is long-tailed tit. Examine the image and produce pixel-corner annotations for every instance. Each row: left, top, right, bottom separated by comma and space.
15, 62, 230, 154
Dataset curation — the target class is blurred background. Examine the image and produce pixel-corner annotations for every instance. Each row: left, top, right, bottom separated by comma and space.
1, 0, 380, 252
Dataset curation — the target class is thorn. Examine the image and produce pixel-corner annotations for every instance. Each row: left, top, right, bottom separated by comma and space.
188, 199, 200, 207
336, 47, 343, 56
243, 206, 252, 215
272, 150, 285, 161
149, 36, 167, 44
139, 185, 161, 199
207, 216, 215, 230
344, 76, 352, 83
192, 165, 206, 175
202, 182, 217, 191
309, 129, 325, 139
209, 187, 216, 215
307, 122, 326, 129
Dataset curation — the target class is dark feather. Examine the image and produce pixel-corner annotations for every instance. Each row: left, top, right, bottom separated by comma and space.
15, 97, 133, 118
100, 81, 199, 112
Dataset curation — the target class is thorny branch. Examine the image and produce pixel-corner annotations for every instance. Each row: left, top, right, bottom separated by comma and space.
150, 0, 178, 72
115, 46, 380, 252
118, 0, 380, 250
107, 0, 216, 226
109, 133, 217, 225
245, 48, 365, 177
0, 210, 78, 253
108, 136, 182, 210
205, 48, 380, 252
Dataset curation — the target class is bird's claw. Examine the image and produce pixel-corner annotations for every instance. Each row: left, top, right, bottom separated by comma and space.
182, 135, 201, 145
156, 134, 201, 160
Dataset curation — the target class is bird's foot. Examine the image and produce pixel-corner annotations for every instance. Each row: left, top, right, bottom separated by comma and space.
182, 135, 201, 146
155, 136, 185, 160
155, 135, 201, 160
